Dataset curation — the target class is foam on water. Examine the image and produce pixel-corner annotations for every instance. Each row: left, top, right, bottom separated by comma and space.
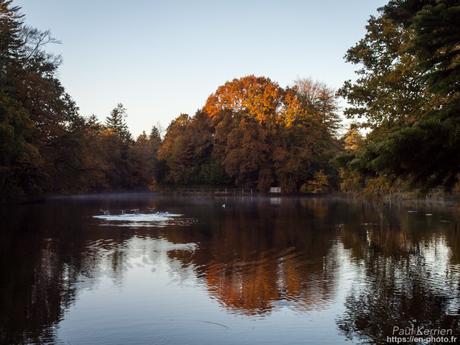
93, 212, 189, 228
93, 212, 182, 222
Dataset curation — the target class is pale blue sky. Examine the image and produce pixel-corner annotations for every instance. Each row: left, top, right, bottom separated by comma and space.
16, 0, 385, 136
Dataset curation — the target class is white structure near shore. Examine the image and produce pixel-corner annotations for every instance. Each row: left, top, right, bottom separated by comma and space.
269, 187, 281, 194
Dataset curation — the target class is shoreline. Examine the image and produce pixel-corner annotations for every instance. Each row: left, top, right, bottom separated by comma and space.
3, 188, 460, 207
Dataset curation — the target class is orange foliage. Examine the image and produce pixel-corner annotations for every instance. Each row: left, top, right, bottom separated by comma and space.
204, 75, 285, 123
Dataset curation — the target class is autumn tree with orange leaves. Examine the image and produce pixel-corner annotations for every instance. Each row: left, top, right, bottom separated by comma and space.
157, 75, 340, 192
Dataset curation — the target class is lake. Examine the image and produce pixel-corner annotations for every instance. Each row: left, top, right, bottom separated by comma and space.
1, 194, 459, 344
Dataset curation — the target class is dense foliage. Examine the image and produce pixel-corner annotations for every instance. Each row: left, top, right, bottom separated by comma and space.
0, 0, 342, 198
2, 0, 459, 199
157, 76, 340, 192
339, 0, 460, 191
0, 1, 160, 199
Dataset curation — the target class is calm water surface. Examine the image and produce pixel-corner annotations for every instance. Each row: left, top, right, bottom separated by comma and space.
1, 194, 460, 344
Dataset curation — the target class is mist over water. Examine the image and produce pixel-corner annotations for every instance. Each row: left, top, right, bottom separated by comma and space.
1, 194, 459, 344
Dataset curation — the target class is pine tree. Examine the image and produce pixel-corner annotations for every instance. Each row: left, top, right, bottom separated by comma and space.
149, 126, 161, 152
0, 0, 23, 66
105, 103, 132, 143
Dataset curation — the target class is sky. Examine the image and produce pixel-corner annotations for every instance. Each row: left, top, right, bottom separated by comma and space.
16, 0, 386, 136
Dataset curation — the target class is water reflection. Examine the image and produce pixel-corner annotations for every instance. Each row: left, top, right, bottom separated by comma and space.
0, 195, 459, 344
338, 203, 460, 344
171, 198, 341, 315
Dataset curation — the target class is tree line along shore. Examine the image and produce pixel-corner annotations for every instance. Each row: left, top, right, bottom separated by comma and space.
1, 0, 459, 201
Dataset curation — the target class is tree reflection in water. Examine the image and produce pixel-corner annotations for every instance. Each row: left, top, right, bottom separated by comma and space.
168, 198, 341, 315
0, 195, 459, 344
337, 203, 460, 344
